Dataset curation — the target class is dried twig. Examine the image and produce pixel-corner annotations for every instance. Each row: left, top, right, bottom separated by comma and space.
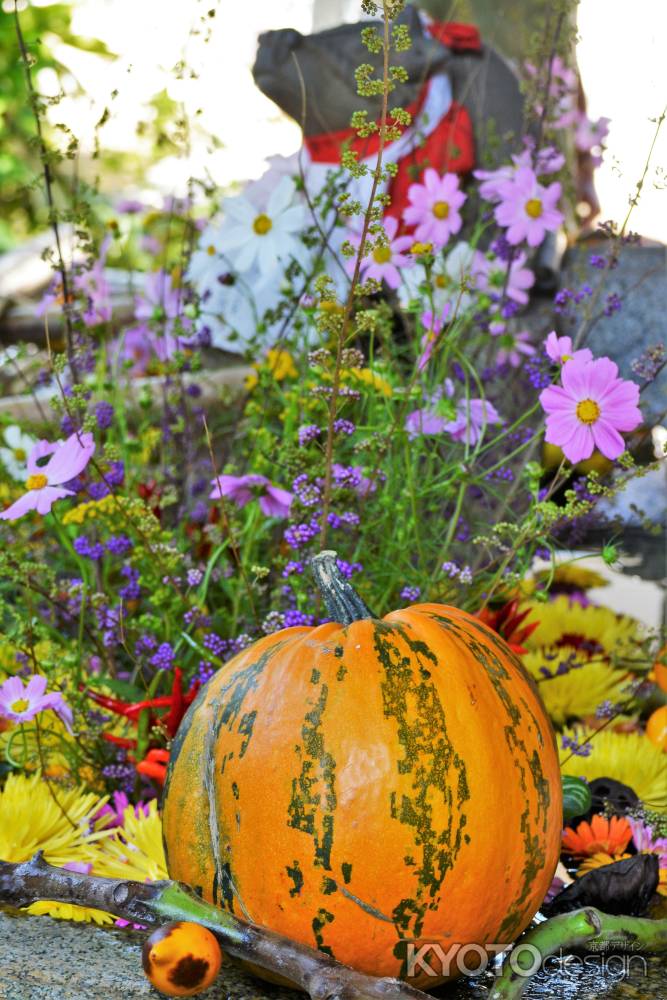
0, 854, 430, 1000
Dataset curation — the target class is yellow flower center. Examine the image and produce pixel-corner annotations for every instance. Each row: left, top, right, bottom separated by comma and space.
435, 275, 447, 289
576, 399, 601, 425
206, 244, 216, 255
253, 214, 273, 236
10, 698, 30, 713
13, 448, 26, 461
26, 473, 48, 490
432, 201, 450, 219
372, 245, 392, 264
525, 198, 543, 219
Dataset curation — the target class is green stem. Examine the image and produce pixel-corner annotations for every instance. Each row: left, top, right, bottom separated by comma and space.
311, 550, 376, 625
490, 908, 667, 1000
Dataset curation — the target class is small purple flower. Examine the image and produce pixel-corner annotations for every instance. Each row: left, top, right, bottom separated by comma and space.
106, 534, 133, 556
282, 560, 305, 577
284, 519, 320, 550
589, 254, 606, 270
94, 401, 114, 430
150, 642, 175, 671
442, 561, 461, 578
400, 586, 421, 602
210, 473, 292, 519
119, 565, 141, 601
298, 424, 321, 446
333, 419, 356, 436
604, 292, 622, 317
74, 536, 105, 560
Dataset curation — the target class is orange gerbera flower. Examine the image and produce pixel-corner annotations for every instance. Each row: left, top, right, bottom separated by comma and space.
561, 814, 632, 857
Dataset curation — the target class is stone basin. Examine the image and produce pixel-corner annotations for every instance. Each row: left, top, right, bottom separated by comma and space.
1, 910, 666, 1000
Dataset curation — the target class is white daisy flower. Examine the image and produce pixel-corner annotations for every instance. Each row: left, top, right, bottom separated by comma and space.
217, 176, 309, 280
0, 426, 36, 481
399, 240, 477, 315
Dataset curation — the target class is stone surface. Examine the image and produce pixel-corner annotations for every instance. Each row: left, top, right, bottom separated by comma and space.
561, 242, 667, 425
2, 909, 667, 1000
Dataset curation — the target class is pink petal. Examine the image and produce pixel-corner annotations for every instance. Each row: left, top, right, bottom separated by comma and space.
561, 423, 595, 463
24, 675, 48, 700
540, 385, 575, 413
35, 486, 73, 515
406, 185, 430, 208
27, 440, 58, 476
0, 491, 39, 521
591, 420, 625, 459
45, 432, 95, 484
561, 359, 593, 399
423, 168, 440, 193
585, 357, 619, 395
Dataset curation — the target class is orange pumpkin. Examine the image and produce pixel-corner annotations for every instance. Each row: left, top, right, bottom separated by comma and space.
142, 921, 222, 997
163, 552, 561, 988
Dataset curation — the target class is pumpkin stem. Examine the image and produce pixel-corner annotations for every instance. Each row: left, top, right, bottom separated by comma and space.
311, 550, 376, 625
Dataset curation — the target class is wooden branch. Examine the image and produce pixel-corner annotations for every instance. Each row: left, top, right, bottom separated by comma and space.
489, 907, 667, 1000
0, 853, 430, 1000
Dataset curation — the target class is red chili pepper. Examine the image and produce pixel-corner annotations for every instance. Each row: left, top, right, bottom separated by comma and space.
136, 748, 170, 785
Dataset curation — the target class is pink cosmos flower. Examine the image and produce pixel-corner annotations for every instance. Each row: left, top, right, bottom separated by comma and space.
0, 674, 73, 731
0, 432, 95, 521
402, 170, 466, 247
495, 330, 536, 368
540, 356, 642, 462
417, 306, 451, 371
494, 167, 563, 247
346, 216, 413, 290
405, 382, 456, 439
574, 113, 610, 166
210, 473, 292, 518
445, 398, 502, 445
545, 332, 593, 365
472, 250, 535, 305
405, 408, 447, 439
628, 817, 667, 868
474, 146, 564, 202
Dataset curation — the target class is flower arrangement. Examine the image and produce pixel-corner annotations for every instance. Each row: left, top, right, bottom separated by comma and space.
0, 0, 665, 951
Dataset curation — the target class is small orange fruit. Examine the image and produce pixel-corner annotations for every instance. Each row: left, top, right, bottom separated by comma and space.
653, 645, 667, 693
142, 921, 222, 997
646, 706, 667, 752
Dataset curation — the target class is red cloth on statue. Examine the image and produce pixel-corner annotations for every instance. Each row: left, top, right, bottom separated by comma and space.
303, 20, 479, 221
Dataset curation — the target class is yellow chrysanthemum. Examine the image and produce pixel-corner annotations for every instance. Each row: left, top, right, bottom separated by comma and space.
0, 772, 115, 923
0, 772, 109, 865
522, 652, 631, 727
521, 565, 609, 597
560, 729, 667, 814
522, 596, 643, 660
93, 800, 168, 882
